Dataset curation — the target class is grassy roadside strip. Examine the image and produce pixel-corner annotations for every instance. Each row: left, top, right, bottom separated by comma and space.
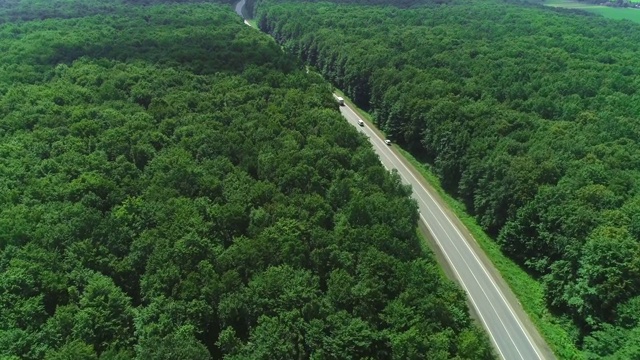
336, 90, 583, 359
236, 12, 561, 356
398, 147, 582, 360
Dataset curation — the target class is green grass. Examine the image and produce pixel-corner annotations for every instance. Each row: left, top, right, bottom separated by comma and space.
397, 148, 583, 360
587, 6, 640, 21
545, 0, 640, 23
339, 92, 584, 359
257, 18, 583, 357
544, 0, 600, 7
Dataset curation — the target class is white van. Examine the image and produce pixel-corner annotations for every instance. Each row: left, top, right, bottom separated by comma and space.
358, 119, 364, 126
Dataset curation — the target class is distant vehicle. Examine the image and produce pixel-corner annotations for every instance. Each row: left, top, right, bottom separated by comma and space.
385, 139, 391, 146
358, 119, 364, 126
337, 97, 345, 106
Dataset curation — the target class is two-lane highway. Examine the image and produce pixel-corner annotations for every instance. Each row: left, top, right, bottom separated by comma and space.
233, 3, 551, 357
336, 97, 550, 360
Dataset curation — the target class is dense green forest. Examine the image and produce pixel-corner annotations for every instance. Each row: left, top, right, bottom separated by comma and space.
241, 0, 455, 21
0, 0, 495, 358
0, 0, 241, 24
253, 0, 640, 358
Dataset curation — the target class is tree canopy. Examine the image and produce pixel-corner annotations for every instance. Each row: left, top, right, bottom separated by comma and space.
253, 0, 640, 357
0, 0, 493, 359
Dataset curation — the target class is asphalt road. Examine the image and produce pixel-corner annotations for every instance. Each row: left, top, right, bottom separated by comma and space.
234, 0, 247, 18
232, 2, 550, 357
336, 98, 549, 360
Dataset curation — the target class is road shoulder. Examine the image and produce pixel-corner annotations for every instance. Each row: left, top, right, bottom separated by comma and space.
345, 99, 557, 360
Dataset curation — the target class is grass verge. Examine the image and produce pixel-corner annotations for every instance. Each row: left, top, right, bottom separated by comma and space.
398, 147, 583, 360
340, 91, 583, 360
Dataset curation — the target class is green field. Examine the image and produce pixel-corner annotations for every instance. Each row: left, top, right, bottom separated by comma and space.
545, 0, 640, 22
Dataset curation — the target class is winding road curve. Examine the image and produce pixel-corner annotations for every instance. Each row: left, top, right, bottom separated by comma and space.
234, 0, 247, 19
234, 3, 554, 359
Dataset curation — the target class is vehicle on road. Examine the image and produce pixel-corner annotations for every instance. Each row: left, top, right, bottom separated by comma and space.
339, 102, 549, 359
358, 119, 364, 126
337, 96, 345, 106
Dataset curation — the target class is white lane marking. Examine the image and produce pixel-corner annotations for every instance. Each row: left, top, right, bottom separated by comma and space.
351, 103, 544, 359
420, 209, 524, 360
349, 111, 512, 358
379, 139, 545, 359
341, 100, 544, 360
420, 215, 508, 360
369, 133, 515, 359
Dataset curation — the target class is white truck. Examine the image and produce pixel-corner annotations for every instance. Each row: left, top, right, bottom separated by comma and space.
336, 97, 345, 106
